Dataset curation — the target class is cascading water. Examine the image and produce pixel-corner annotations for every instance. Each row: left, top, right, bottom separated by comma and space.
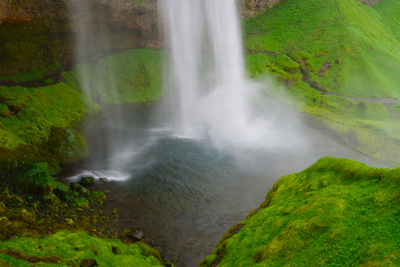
160, 0, 244, 134
66, 1, 132, 180
160, 0, 300, 149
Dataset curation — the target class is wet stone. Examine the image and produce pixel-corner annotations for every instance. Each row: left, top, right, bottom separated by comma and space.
99, 177, 109, 183
125, 229, 144, 241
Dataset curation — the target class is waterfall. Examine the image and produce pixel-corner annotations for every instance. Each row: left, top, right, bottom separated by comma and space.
67, 1, 130, 179
160, 0, 279, 149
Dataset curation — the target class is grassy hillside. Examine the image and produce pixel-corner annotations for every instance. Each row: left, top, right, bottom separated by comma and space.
200, 157, 400, 266
244, 0, 400, 166
244, 0, 400, 98
373, 0, 400, 42
0, 48, 162, 171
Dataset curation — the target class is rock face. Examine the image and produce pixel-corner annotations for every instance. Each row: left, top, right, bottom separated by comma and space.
66, 0, 160, 48
0, 0, 160, 48
0, 0, 160, 83
0, 0, 382, 81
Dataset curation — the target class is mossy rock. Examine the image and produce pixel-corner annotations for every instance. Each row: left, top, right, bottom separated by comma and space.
0, 162, 66, 195
201, 157, 400, 266
74, 198, 90, 209
79, 176, 95, 187
69, 182, 90, 196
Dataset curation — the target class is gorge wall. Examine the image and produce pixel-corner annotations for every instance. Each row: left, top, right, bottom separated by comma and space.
0, 0, 382, 83
0, 0, 159, 84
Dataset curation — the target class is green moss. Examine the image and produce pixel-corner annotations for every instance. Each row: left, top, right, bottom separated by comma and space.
74, 198, 90, 209
0, 163, 58, 194
0, 104, 11, 118
72, 48, 162, 104
0, 47, 163, 170
201, 157, 400, 266
245, 0, 400, 98
0, 230, 165, 266
0, 18, 67, 82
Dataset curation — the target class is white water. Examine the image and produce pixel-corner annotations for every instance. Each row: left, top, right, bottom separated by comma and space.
160, 0, 304, 150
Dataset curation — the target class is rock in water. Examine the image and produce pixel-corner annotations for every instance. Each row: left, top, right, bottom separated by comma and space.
79, 176, 95, 186
125, 229, 144, 241
99, 177, 109, 183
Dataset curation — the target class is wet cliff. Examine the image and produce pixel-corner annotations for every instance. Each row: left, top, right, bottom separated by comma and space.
0, 0, 382, 84
0, 0, 160, 85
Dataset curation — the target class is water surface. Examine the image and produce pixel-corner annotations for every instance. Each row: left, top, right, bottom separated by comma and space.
59, 105, 380, 267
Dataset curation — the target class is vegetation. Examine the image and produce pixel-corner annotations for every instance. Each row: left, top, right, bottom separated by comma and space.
0, 0, 399, 265
0, 162, 171, 266
0, 18, 68, 83
0, 48, 162, 171
243, 0, 400, 165
0, 230, 166, 266
69, 48, 163, 105
200, 157, 400, 266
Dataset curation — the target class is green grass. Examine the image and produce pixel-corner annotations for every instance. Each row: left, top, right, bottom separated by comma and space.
200, 157, 400, 266
244, 0, 400, 166
373, 0, 400, 42
244, 0, 400, 98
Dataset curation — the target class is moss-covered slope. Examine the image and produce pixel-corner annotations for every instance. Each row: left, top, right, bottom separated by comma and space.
0, 48, 162, 171
244, 0, 400, 165
244, 0, 400, 98
373, 0, 400, 43
200, 157, 400, 266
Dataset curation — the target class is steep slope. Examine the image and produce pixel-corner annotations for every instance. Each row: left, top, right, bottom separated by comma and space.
244, 0, 400, 165
200, 157, 400, 266
244, 0, 400, 98
373, 0, 400, 42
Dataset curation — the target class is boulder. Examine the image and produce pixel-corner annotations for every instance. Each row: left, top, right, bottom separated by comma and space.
79, 176, 95, 186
